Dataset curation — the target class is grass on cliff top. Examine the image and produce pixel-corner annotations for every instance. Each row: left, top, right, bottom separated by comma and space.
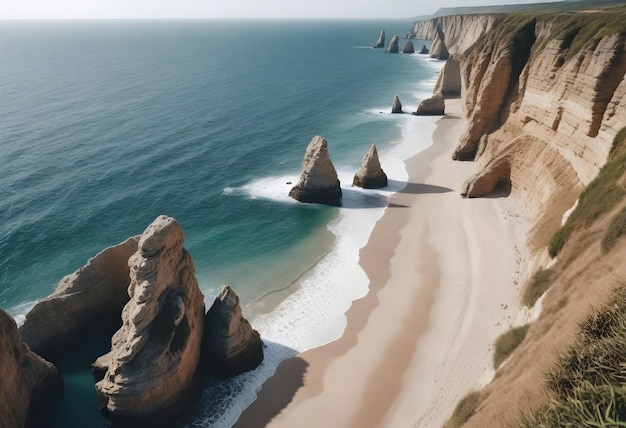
493, 324, 531, 369
522, 287, 626, 426
549, 9, 626, 60
444, 391, 482, 428
548, 127, 626, 258
522, 268, 554, 307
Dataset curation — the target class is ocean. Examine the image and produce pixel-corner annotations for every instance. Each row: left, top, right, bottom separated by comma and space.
0, 19, 441, 427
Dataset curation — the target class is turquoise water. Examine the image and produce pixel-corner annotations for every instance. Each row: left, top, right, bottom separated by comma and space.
0, 19, 438, 427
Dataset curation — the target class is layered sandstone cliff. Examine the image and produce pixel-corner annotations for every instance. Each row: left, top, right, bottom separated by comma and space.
412, 12, 626, 249
20, 237, 138, 360
0, 309, 62, 427
94, 216, 205, 427
411, 8, 626, 427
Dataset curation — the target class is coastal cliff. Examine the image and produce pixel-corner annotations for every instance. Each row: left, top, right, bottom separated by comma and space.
412, 7, 626, 427
412, 11, 626, 249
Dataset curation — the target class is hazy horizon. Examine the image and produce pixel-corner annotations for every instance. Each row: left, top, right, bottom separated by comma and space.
2, 0, 563, 20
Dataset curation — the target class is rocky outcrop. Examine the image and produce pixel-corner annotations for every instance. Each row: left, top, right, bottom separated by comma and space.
387, 35, 400, 53
416, 92, 445, 115
403, 40, 415, 54
20, 237, 139, 360
0, 309, 63, 427
352, 144, 388, 189
430, 34, 450, 60
434, 57, 461, 96
374, 29, 385, 48
202, 285, 263, 376
94, 216, 205, 427
289, 136, 342, 204
419, 44, 430, 55
391, 94, 403, 113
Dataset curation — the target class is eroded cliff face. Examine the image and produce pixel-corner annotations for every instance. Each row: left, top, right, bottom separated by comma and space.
413, 13, 626, 249
412, 10, 626, 427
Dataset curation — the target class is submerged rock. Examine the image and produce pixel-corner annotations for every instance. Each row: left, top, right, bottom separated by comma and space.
391, 94, 403, 113
353, 144, 388, 189
289, 135, 342, 204
202, 285, 263, 376
94, 216, 205, 427
20, 237, 139, 360
374, 29, 385, 48
387, 35, 400, 53
416, 92, 445, 116
403, 40, 415, 54
419, 44, 430, 55
0, 309, 63, 427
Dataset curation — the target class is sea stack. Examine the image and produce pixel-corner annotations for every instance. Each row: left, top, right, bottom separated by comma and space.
93, 216, 206, 427
202, 285, 264, 376
0, 309, 63, 427
416, 92, 445, 116
289, 135, 342, 204
403, 41, 415, 54
353, 144, 388, 189
419, 44, 430, 54
391, 94, 403, 113
19, 237, 139, 360
374, 29, 385, 48
387, 35, 400, 53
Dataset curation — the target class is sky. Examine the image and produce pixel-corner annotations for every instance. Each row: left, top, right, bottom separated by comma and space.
1, 0, 563, 20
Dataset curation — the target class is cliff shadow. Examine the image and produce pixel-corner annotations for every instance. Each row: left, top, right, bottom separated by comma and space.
232, 354, 309, 428
387, 179, 453, 195
483, 180, 512, 199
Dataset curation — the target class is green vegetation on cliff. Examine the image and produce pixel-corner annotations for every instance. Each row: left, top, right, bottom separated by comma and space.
444, 391, 482, 428
522, 287, 626, 426
549, 128, 626, 258
493, 324, 530, 369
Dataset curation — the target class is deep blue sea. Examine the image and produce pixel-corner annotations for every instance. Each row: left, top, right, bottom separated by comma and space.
0, 19, 440, 427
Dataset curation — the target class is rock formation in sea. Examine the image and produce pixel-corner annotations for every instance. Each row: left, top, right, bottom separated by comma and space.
387, 35, 400, 53
374, 29, 385, 48
391, 94, 403, 113
93, 215, 205, 427
403, 40, 415, 54
19, 237, 139, 360
352, 144, 388, 189
202, 285, 263, 376
289, 135, 342, 204
0, 308, 63, 427
419, 44, 430, 55
416, 92, 445, 116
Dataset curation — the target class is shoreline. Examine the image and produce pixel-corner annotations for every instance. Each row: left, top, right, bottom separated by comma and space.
234, 98, 531, 427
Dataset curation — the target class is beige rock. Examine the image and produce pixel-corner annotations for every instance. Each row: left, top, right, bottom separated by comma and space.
20, 237, 139, 360
374, 29, 385, 48
353, 144, 388, 189
0, 309, 62, 427
416, 92, 445, 116
94, 216, 205, 427
202, 285, 263, 376
289, 136, 342, 204
403, 40, 415, 54
387, 35, 400, 53
391, 94, 403, 113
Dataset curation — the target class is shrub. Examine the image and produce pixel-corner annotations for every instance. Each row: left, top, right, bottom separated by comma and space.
602, 206, 626, 254
445, 391, 482, 428
494, 324, 531, 369
522, 268, 554, 307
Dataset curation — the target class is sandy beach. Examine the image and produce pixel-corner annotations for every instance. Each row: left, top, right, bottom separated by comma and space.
235, 98, 531, 428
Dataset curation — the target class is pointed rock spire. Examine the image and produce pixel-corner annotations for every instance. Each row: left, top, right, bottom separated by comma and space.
289, 135, 342, 204
202, 285, 264, 376
353, 144, 388, 189
403, 40, 415, 54
374, 29, 385, 48
419, 44, 430, 55
391, 94, 403, 114
387, 35, 400, 53
94, 215, 206, 426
